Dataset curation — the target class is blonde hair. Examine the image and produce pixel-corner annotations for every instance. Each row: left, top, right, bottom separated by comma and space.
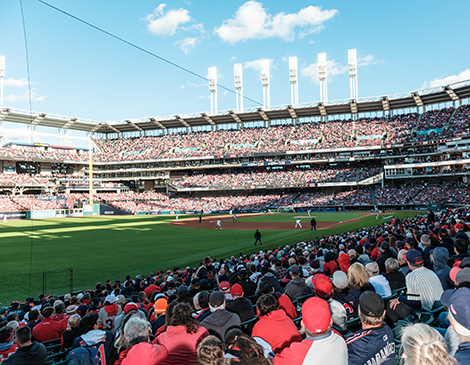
348, 263, 370, 290
449, 312, 470, 341
67, 314, 81, 330
400, 323, 456, 365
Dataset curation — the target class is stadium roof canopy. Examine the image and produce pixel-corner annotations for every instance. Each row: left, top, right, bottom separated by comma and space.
2, 80, 470, 135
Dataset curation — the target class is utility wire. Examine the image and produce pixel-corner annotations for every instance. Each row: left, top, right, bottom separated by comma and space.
37, 0, 263, 107
19, 0, 35, 296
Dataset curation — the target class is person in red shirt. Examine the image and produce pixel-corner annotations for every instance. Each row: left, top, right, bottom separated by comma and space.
32, 307, 66, 342
0, 326, 17, 363
258, 281, 297, 319
251, 294, 302, 354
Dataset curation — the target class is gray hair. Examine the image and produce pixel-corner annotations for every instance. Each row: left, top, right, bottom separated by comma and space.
123, 316, 149, 346
365, 262, 379, 276
420, 234, 431, 247
54, 300, 66, 313
385, 258, 399, 273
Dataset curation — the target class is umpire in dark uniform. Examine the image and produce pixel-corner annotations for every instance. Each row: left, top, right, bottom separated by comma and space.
310, 217, 317, 231
254, 229, 262, 247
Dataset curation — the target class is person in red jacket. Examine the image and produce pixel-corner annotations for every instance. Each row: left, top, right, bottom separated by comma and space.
32, 306, 66, 343
258, 281, 297, 319
251, 294, 302, 354
323, 251, 338, 276
152, 302, 209, 365
0, 326, 17, 363
274, 297, 348, 365
115, 316, 167, 365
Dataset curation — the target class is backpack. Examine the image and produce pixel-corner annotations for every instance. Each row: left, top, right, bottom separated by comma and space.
66, 344, 106, 365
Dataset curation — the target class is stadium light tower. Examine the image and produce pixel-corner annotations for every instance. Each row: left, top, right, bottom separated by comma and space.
261, 59, 270, 108
318, 53, 328, 104
208, 66, 217, 114
234, 63, 243, 112
0, 55, 5, 108
289, 56, 299, 107
348, 49, 358, 101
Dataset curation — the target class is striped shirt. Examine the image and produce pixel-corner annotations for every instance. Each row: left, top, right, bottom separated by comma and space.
406, 266, 443, 311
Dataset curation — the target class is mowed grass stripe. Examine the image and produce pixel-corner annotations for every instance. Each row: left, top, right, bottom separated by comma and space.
0, 211, 421, 304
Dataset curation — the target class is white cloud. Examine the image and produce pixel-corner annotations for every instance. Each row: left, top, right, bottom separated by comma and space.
229, 56, 236, 61
146, 4, 191, 36
4, 126, 30, 143
176, 37, 197, 54
357, 54, 382, 67
4, 78, 29, 87
5, 88, 46, 103
422, 69, 470, 89
215, 1, 338, 44
186, 81, 205, 88
301, 59, 347, 85
244, 58, 274, 71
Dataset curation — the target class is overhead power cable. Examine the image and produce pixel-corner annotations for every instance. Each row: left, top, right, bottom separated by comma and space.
37, 0, 263, 107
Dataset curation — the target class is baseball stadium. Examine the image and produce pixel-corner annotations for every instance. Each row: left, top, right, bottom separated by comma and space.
0, 1, 469, 364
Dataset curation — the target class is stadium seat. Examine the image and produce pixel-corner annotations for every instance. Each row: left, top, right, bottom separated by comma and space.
241, 317, 257, 336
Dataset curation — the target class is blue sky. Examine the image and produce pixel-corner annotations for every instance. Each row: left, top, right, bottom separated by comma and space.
1, 0, 470, 145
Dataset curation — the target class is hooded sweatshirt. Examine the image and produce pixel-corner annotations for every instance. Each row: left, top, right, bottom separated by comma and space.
433, 247, 453, 290
2, 342, 48, 365
98, 304, 122, 334
200, 308, 241, 343
72, 329, 115, 364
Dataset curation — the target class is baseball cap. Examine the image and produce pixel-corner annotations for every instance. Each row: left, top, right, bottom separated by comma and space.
239, 269, 248, 278
209, 291, 225, 308
166, 276, 174, 282
396, 241, 405, 250
124, 303, 140, 315
290, 265, 301, 275
176, 286, 188, 295
219, 281, 230, 291
154, 298, 168, 314
439, 228, 449, 237
301, 297, 331, 333
381, 241, 390, 250
441, 287, 470, 330
203, 256, 212, 264
66, 305, 77, 314
312, 274, 333, 299
455, 223, 464, 230
359, 291, 384, 317
76, 304, 88, 317
406, 249, 423, 265
332, 271, 349, 290
456, 268, 470, 286
230, 284, 243, 298
460, 257, 470, 269
105, 294, 117, 304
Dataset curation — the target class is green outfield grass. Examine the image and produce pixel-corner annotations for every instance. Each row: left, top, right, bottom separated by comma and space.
235, 212, 367, 222
0, 211, 422, 305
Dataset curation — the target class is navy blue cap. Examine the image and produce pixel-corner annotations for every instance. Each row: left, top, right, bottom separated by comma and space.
441, 287, 470, 330
406, 249, 423, 265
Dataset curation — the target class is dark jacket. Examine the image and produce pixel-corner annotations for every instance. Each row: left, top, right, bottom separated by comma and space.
284, 277, 311, 301
455, 341, 470, 365
226, 297, 255, 322
383, 272, 406, 291
433, 247, 453, 291
348, 284, 375, 312
256, 272, 282, 296
238, 278, 257, 298
377, 249, 396, 274
345, 324, 395, 365
3, 342, 51, 365
200, 309, 241, 343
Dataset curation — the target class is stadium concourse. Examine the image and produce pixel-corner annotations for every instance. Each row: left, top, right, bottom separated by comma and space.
1, 207, 470, 364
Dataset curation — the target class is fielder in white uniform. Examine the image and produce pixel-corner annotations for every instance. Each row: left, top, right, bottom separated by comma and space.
295, 218, 302, 228
216, 219, 222, 229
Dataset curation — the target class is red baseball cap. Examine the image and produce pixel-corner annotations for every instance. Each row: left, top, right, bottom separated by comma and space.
219, 281, 230, 291
312, 274, 333, 299
302, 297, 331, 333
124, 303, 139, 315
230, 283, 243, 297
